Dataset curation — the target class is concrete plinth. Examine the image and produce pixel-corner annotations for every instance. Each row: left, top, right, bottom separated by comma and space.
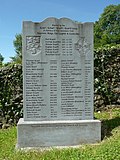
16, 118, 101, 149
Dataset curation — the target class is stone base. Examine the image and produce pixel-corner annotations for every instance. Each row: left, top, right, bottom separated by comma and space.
16, 118, 101, 149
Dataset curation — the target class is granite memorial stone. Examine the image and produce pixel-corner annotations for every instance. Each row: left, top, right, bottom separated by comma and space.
17, 18, 101, 149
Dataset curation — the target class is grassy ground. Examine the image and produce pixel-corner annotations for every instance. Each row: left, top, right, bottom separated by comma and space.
0, 108, 120, 160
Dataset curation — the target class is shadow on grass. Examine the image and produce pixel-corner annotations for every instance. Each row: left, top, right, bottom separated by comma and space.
101, 116, 120, 140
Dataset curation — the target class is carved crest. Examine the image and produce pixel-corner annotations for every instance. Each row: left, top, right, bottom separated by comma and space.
75, 37, 90, 56
26, 36, 41, 55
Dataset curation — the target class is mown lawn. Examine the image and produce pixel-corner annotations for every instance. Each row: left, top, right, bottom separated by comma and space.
0, 108, 120, 160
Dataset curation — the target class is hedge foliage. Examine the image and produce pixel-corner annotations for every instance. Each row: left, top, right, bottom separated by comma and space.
0, 64, 23, 124
94, 45, 120, 110
0, 45, 120, 124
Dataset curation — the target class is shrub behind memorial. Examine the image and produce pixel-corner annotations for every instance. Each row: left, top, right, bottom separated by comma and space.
0, 64, 23, 124
94, 44, 120, 110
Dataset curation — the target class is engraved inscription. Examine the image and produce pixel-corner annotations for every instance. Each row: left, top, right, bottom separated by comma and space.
25, 60, 48, 119
31, 124, 87, 127
23, 18, 93, 121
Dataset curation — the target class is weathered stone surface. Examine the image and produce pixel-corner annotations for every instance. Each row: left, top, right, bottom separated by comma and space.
23, 18, 94, 121
17, 118, 101, 148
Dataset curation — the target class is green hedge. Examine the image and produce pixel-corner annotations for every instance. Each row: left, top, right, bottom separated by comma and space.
0, 64, 23, 124
0, 45, 120, 124
94, 45, 120, 110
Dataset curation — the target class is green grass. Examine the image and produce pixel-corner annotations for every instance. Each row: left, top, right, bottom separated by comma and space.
0, 108, 120, 160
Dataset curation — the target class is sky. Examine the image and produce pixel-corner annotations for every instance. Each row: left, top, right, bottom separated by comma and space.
0, 0, 119, 62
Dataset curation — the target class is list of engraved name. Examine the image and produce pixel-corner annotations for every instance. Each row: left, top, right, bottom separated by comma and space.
25, 23, 92, 120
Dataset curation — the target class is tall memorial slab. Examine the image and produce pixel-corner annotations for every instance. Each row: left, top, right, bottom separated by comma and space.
17, 18, 101, 149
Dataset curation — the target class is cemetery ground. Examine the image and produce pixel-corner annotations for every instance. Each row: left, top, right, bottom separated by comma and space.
0, 107, 120, 160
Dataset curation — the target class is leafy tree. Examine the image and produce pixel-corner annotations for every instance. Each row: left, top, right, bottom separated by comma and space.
0, 53, 4, 67
94, 4, 120, 48
11, 34, 22, 63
